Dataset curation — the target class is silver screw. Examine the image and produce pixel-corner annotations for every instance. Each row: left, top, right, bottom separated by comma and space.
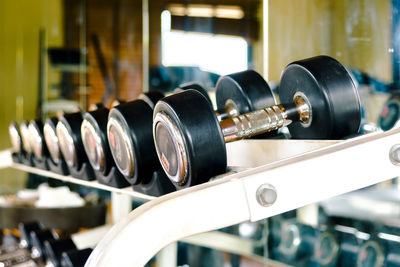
256, 184, 277, 207
389, 144, 400, 166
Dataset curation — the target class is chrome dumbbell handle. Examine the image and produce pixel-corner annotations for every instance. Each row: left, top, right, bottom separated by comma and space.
220, 92, 312, 143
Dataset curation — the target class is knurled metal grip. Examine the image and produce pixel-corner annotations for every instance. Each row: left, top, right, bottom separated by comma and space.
221, 105, 288, 142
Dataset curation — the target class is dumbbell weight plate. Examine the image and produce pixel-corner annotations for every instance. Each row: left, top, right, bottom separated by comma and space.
178, 82, 213, 106
30, 229, 57, 260
279, 56, 361, 139
9, 122, 22, 153
44, 117, 61, 164
216, 70, 276, 115
45, 238, 77, 267
56, 112, 86, 169
19, 222, 43, 249
29, 120, 47, 159
108, 100, 158, 184
82, 108, 112, 174
153, 89, 226, 189
137, 90, 166, 109
20, 121, 32, 154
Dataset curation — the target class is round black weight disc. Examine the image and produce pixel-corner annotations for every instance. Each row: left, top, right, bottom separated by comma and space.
216, 70, 276, 114
29, 119, 48, 159
58, 112, 87, 169
44, 117, 61, 164
45, 238, 77, 266
108, 100, 159, 185
153, 89, 226, 189
138, 90, 165, 109
279, 56, 361, 139
82, 108, 112, 174
178, 82, 213, 106
9, 122, 22, 153
20, 121, 33, 154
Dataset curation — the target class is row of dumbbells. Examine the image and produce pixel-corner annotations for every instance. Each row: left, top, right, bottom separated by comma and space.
9, 55, 362, 195
269, 217, 400, 267
0, 222, 98, 267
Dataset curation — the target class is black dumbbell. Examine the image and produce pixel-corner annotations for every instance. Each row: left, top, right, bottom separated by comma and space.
44, 117, 62, 165
214, 70, 276, 120
19, 121, 33, 155
107, 76, 275, 186
56, 112, 88, 170
104, 84, 211, 185
81, 91, 165, 181
153, 56, 362, 189
106, 91, 166, 184
30, 229, 58, 261
28, 120, 49, 160
180, 72, 276, 121
8, 122, 23, 154
18, 222, 44, 250
44, 237, 77, 267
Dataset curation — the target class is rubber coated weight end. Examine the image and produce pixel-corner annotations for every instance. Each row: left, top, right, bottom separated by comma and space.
216, 70, 276, 114
139, 90, 165, 109
45, 238, 77, 266
279, 56, 361, 139
57, 112, 86, 169
9, 122, 22, 153
178, 82, 213, 106
82, 108, 112, 174
44, 117, 61, 164
29, 119, 48, 159
107, 100, 160, 184
153, 89, 226, 189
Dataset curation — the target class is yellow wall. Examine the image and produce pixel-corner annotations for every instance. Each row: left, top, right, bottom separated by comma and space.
268, 0, 391, 83
0, 0, 63, 192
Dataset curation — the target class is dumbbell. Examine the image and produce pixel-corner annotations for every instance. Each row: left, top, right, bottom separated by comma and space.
81, 91, 165, 178
44, 239, 93, 267
56, 111, 88, 171
213, 70, 276, 120
8, 122, 23, 154
18, 222, 44, 250
153, 56, 361, 189
180, 72, 276, 121
106, 85, 206, 185
55, 101, 118, 173
19, 121, 33, 155
30, 229, 58, 261
107, 92, 167, 185
28, 120, 49, 160
44, 117, 62, 165
107, 78, 273, 186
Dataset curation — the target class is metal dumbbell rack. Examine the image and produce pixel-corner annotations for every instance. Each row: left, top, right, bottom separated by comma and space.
1, 129, 400, 266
